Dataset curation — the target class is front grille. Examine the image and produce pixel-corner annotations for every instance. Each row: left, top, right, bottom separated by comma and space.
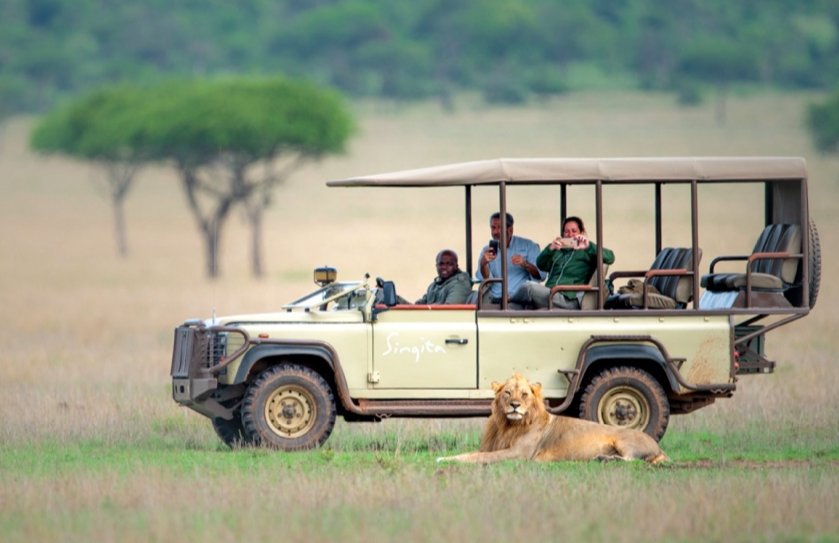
210, 332, 228, 365
170, 325, 228, 379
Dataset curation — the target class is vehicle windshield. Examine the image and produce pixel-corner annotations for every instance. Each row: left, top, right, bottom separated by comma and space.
282, 281, 367, 310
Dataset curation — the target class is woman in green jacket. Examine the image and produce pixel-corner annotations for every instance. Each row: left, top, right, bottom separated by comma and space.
509, 216, 614, 309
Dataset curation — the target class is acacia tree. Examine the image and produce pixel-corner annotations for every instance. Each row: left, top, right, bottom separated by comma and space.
677, 39, 759, 125
129, 78, 354, 278
806, 90, 839, 156
30, 87, 147, 257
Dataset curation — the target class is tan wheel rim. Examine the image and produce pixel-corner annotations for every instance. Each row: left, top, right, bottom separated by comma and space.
597, 386, 650, 430
264, 385, 316, 439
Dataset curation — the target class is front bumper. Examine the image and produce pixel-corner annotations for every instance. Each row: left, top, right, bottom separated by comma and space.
170, 323, 249, 420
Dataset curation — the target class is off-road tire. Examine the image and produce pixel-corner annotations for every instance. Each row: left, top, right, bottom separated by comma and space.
211, 415, 251, 448
578, 366, 670, 441
808, 218, 821, 309
241, 363, 336, 451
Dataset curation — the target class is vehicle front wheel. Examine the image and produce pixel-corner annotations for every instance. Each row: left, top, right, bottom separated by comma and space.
578, 366, 670, 441
241, 363, 337, 451
211, 415, 251, 448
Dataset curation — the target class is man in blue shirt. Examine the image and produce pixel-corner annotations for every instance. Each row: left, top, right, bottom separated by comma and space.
475, 212, 545, 303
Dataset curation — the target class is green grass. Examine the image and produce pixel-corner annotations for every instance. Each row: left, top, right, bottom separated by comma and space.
3, 423, 838, 482
2, 435, 838, 543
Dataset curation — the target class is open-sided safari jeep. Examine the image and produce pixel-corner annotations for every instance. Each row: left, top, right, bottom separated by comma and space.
170, 157, 819, 448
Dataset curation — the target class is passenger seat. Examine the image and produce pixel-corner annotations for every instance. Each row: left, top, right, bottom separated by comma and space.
701, 224, 801, 293
606, 247, 701, 309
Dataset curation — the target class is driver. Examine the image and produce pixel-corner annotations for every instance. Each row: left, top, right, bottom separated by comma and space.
416, 249, 472, 305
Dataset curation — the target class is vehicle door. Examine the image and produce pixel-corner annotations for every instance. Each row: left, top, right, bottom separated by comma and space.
371, 307, 476, 388
477, 311, 581, 398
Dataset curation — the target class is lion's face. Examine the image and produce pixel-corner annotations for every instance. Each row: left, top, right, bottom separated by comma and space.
491, 372, 544, 423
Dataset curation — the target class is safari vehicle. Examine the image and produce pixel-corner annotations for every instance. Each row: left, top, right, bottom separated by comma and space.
170, 157, 820, 449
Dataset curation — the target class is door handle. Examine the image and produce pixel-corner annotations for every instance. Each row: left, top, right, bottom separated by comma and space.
445, 338, 468, 345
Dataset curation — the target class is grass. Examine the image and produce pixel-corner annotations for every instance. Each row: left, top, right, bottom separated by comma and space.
2, 90, 839, 542
2, 437, 839, 543
2, 425, 838, 476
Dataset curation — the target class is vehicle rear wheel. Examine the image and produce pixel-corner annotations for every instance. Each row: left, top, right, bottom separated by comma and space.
211, 415, 251, 448
241, 363, 337, 451
578, 366, 670, 441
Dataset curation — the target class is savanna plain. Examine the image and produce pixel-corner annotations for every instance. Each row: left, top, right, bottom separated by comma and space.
1, 92, 838, 543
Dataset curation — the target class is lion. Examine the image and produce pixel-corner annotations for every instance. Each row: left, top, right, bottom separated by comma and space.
436, 372, 669, 465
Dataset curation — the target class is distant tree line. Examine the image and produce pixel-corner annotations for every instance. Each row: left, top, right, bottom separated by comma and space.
3, 0, 839, 115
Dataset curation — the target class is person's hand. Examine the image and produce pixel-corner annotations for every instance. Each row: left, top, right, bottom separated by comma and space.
481, 248, 498, 265
549, 237, 564, 251
511, 254, 526, 267
574, 234, 589, 250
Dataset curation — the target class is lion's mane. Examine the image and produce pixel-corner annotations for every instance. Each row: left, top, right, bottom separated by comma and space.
479, 372, 549, 452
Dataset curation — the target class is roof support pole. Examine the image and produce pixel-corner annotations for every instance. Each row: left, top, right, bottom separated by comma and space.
765, 182, 773, 227
655, 182, 662, 256
499, 181, 508, 310
595, 180, 604, 309
560, 183, 567, 225
691, 180, 700, 308
465, 185, 473, 278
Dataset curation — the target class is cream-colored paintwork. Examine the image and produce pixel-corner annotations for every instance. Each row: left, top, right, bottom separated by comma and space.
216, 310, 370, 389
478, 313, 732, 397
372, 308, 476, 388
215, 306, 732, 401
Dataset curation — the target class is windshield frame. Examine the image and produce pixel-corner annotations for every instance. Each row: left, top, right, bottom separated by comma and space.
282, 281, 367, 311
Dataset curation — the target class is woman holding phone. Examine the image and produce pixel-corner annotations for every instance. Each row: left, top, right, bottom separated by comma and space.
509, 216, 615, 310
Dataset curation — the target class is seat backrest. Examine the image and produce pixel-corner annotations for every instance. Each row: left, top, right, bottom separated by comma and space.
648, 247, 701, 304
580, 264, 609, 310
750, 224, 801, 283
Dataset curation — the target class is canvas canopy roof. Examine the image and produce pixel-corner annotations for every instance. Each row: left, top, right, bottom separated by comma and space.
327, 157, 807, 188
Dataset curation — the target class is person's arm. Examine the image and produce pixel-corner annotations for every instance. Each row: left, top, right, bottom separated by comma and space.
476, 248, 488, 280
601, 245, 616, 265
525, 241, 548, 281
522, 260, 541, 279
585, 242, 615, 265
444, 274, 473, 304
535, 244, 555, 271
415, 285, 430, 305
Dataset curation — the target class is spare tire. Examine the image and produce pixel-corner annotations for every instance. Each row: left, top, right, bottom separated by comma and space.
808, 218, 821, 308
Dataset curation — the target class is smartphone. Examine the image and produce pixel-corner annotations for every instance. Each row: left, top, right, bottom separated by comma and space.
559, 237, 577, 248
489, 239, 499, 252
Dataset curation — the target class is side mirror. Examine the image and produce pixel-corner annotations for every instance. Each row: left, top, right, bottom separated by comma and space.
380, 281, 397, 307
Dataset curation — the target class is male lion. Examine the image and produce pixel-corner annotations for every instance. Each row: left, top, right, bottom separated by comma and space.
436, 372, 669, 464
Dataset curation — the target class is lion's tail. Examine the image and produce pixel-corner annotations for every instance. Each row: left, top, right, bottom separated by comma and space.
647, 451, 671, 464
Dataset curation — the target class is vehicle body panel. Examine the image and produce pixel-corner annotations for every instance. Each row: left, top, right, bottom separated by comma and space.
215, 312, 368, 390
372, 308, 476, 389
477, 313, 732, 396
